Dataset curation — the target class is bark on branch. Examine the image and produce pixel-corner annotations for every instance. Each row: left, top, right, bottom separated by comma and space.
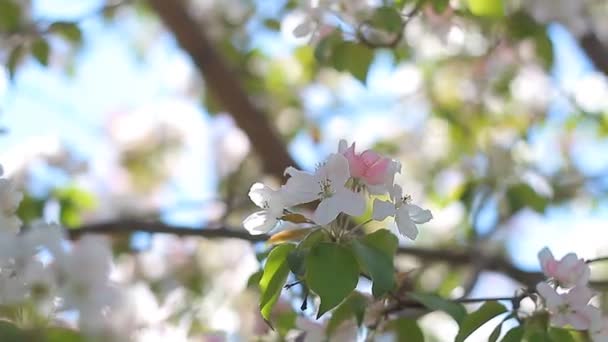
70, 219, 566, 289
147, 0, 297, 178
580, 32, 608, 76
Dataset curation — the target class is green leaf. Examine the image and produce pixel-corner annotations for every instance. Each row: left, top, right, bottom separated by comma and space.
49, 22, 83, 45
330, 42, 375, 83
351, 238, 395, 297
431, 0, 450, 13
501, 327, 524, 342
467, 0, 504, 17
263, 19, 281, 31
259, 244, 296, 323
0, 321, 26, 342
31, 38, 50, 66
506, 183, 548, 213
548, 328, 576, 342
534, 30, 554, 69
287, 249, 306, 277
407, 292, 467, 325
390, 318, 424, 342
299, 228, 330, 250
7, 44, 25, 79
45, 327, 86, 342
456, 302, 507, 342
305, 242, 359, 318
0, 0, 21, 31
326, 291, 368, 336
246, 270, 263, 289
489, 321, 502, 342
362, 229, 399, 257
371, 7, 403, 33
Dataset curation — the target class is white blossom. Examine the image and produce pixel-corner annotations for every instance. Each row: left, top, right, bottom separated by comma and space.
282, 153, 365, 225
536, 282, 598, 330
243, 183, 286, 235
372, 184, 432, 240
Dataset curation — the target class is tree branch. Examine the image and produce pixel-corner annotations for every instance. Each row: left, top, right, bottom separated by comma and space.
146, 0, 297, 179
68, 219, 268, 242
68, 219, 562, 289
580, 32, 608, 76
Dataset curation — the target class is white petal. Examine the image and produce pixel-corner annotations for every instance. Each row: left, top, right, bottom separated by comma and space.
334, 189, 366, 217
322, 153, 350, 187
390, 184, 403, 202
243, 211, 277, 235
538, 247, 554, 267
314, 197, 342, 225
282, 167, 320, 205
565, 286, 594, 307
338, 139, 348, 154
248, 183, 274, 208
395, 208, 419, 240
372, 199, 396, 221
536, 281, 562, 310
406, 204, 433, 223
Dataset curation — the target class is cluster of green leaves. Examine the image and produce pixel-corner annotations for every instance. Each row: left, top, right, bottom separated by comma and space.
0, 321, 85, 342
0, 0, 83, 78
257, 229, 397, 325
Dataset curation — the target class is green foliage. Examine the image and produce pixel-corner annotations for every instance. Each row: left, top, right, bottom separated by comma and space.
455, 301, 507, 342
49, 22, 83, 45
431, 0, 450, 13
16, 193, 45, 225
501, 326, 525, 342
389, 317, 425, 342
350, 230, 398, 297
0, 0, 21, 31
305, 242, 359, 318
7, 44, 26, 79
506, 183, 548, 213
330, 42, 375, 83
31, 38, 51, 66
45, 328, 86, 342
315, 35, 376, 84
467, 0, 505, 17
326, 291, 367, 336
287, 228, 330, 277
0, 321, 25, 342
407, 292, 467, 324
548, 328, 576, 342
53, 186, 97, 227
371, 7, 403, 34
259, 243, 295, 323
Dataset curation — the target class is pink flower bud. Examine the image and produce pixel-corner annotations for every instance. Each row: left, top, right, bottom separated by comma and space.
342, 143, 391, 186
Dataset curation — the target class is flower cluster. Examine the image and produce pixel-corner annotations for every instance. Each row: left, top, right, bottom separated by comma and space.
535, 247, 607, 340
243, 140, 432, 240
0, 167, 124, 337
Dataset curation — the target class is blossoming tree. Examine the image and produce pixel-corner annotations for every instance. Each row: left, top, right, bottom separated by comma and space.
1, 0, 608, 341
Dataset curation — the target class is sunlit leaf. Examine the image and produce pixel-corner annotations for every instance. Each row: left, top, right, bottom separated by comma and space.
467, 0, 504, 17
31, 38, 51, 66
351, 238, 395, 297
407, 292, 467, 325
259, 243, 295, 323
49, 22, 83, 45
305, 242, 359, 318
389, 317, 424, 342
455, 301, 507, 342
501, 326, 524, 342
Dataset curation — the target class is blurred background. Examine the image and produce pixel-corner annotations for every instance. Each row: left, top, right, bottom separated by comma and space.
1, 0, 608, 340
